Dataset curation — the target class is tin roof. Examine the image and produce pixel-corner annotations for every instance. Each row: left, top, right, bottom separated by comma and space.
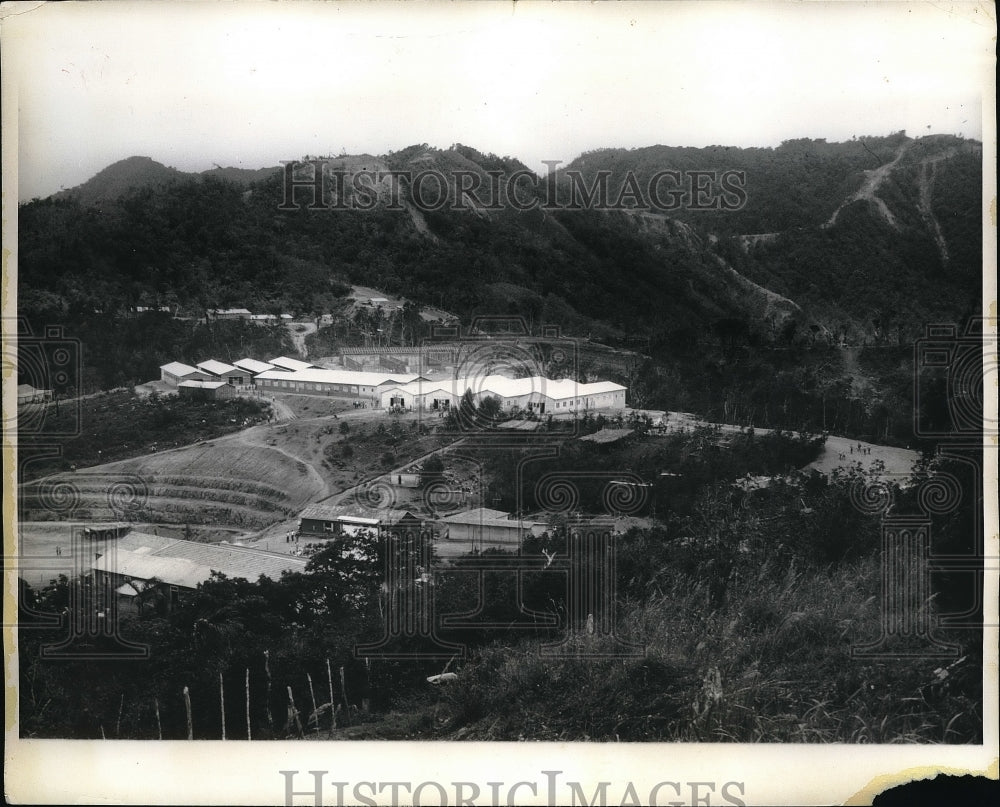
258, 368, 420, 387
299, 503, 422, 526
233, 358, 276, 374
196, 359, 240, 376
160, 361, 201, 377
90, 532, 307, 589
439, 507, 512, 524
178, 380, 229, 390
269, 356, 315, 372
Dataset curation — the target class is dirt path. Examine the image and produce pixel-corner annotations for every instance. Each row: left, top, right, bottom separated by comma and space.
223, 421, 330, 499
318, 436, 466, 506
915, 153, 954, 266
287, 320, 317, 358
807, 434, 918, 479
654, 410, 919, 479
823, 141, 911, 230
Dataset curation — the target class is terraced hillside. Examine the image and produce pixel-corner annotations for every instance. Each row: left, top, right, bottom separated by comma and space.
19, 434, 323, 529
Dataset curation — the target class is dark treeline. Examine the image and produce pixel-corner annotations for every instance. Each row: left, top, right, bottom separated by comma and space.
475, 426, 826, 518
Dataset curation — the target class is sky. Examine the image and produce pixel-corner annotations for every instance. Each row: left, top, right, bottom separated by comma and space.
2, 0, 995, 201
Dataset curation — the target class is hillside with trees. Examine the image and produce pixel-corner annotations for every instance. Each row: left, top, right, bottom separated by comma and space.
17, 134, 983, 443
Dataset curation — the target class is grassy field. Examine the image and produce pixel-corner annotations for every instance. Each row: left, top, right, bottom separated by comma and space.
19, 390, 272, 481
322, 552, 981, 743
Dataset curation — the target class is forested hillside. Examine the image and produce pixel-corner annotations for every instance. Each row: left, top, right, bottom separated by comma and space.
17, 134, 982, 441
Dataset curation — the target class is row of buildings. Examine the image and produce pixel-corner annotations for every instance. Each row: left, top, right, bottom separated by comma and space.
296, 503, 548, 551
379, 374, 626, 415
85, 503, 548, 611
206, 308, 294, 323
159, 355, 628, 413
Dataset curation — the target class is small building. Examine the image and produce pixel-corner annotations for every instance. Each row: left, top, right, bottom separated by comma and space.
17, 384, 52, 404
381, 382, 458, 412
439, 507, 546, 551
207, 308, 252, 320
196, 359, 247, 386
177, 379, 236, 400
160, 361, 213, 387
388, 472, 423, 488
298, 503, 425, 539
131, 305, 172, 315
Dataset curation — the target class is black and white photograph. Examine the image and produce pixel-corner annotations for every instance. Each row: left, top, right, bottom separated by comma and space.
3, 1, 996, 804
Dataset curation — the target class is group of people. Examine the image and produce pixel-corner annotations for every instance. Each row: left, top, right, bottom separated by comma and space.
837, 443, 875, 461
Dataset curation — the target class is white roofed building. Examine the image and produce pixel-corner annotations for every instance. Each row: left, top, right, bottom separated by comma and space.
255, 367, 420, 404
207, 308, 251, 319
438, 507, 547, 553
89, 531, 308, 612
379, 374, 626, 414
207, 308, 252, 320
177, 379, 236, 399
233, 357, 276, 376
196, 359, 248, 386
160, 361, 213, 387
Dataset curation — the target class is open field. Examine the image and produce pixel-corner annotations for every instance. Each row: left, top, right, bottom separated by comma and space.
18, 390, 272, 481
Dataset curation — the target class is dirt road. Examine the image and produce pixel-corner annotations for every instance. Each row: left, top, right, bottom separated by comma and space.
652, 410, 919, 479
287, 320, 317, 358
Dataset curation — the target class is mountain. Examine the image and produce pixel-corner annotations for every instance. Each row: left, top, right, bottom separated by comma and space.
52, 156, 186, 207
17, 135, 982, 439
52, 156, 281, 207
22, 135, 981, 336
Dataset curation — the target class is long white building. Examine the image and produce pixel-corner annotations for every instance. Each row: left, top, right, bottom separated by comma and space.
379, 374, 626, 414
255, 367, 421, 403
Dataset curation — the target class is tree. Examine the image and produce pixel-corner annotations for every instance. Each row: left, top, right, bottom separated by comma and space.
457, 388, 478, 430
478, 395, 502, 424
422, 454, 444, 477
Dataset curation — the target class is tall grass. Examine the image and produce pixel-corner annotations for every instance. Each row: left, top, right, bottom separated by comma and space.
431, 554, 981, 742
